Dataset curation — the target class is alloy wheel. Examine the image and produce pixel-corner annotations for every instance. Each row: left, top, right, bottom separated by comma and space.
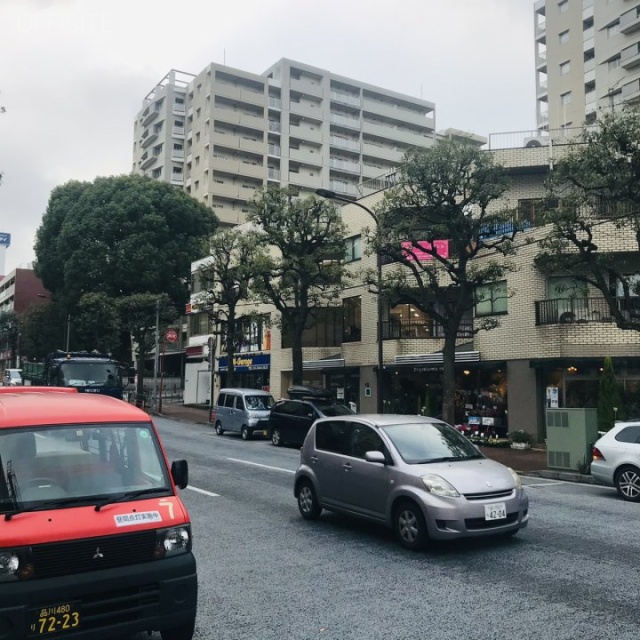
616, 467, 640, 501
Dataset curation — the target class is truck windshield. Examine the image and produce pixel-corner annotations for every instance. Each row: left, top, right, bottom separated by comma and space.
58, 362, 121, 387
0, 423, 171, 515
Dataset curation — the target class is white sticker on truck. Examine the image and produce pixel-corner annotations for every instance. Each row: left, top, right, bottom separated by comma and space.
114, 511, 162, 527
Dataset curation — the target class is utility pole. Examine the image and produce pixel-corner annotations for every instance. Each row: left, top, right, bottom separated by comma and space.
153, 299, 160, 407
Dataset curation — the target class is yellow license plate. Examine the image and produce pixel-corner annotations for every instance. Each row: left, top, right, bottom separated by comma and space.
29, 602, 81, 636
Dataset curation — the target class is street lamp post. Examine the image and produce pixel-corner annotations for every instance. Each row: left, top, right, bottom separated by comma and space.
316, 188, 385, 413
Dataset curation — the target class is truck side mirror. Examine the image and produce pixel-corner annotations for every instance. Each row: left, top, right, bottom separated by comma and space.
171, 459, 189, 489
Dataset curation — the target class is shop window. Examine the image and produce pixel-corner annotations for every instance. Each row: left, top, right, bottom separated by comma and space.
475, 281, 508, 317
343, 296, 362, 342
281, 308, 341, 348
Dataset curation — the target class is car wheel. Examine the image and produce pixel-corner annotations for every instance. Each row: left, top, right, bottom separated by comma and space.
271, 428, 284, 447
297, 479, 322, 520
160, 620, 195, 640
394, 500, 428, 551
241, 426, 251, 440
215, 422, 224, 435
615, 465, 640, 502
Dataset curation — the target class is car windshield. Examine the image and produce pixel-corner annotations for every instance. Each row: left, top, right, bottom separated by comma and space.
381, 421, 481, 464
0, 423, 171, 515
59, 362, 121, 387
245, 395, 274, 410
315, 402, 354, 417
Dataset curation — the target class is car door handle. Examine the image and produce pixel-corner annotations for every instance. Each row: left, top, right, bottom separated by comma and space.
310, 455, 318, 463
343, 463, 352, 472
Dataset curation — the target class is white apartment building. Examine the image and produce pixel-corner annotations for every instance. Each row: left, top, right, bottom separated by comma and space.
534, 0, 640, 131
132, 59, 436, 226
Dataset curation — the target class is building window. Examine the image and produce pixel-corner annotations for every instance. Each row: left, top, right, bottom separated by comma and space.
344, 235, 362, 262
560, 61, 571, 75
560, 92, 572, 105
559, 30, 569, 44
342, 296, 362, 343
607, 21, 620, 38
172, 166, 183, 174
517, 198, 557, 227
558, 0, 568, 13
475, 281, 508, 317
608, 55, 621, 71
188, 312, 211, 337
281, 308, 342, 348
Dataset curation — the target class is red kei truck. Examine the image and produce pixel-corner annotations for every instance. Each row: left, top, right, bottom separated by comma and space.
0, 387, 197, 640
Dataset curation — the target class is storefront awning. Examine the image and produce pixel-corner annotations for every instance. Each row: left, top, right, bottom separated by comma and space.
303, 355, 345, 370
395, 350, 480, 366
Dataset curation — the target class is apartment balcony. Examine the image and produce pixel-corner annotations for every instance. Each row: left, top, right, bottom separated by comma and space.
268, 167, 281, 180
535, 19, 546, 41
536, 49, 547, 72
536, 81, 548, 99
330, 113, 361, 130
172, 103, 186, 115
269, 96, 282, 110
290, 77, 324, 98
621, 5, 640, 34
362, 141, 404, 163
621, 42, 640, 69
289, 101, 323, 121
289, 125, 323, 144
329, 181, 358, 197
210, 182, 256, 201
140, 154, 157, 170
212, 157, 266, 180
141, 132, 158, 149
584, 57, 595, 73
170, 176, 184, 186
215, 83, 266, 107
171, 150, 185, 161
362, 120, 429, 146
212, 107, 265, 132
330, 90, 361, 107
289, 148, 323, 166
535, 297, 640, 325
172, 126, 185, 138
329, 157, 360, 174
288, 172, 323, 189
142, 107, 160, 127
268, 143, 281, 157
211, 130, 265, 155
330, 136, 360, 152
362, 98, 435, 131
622, 78, 640, 103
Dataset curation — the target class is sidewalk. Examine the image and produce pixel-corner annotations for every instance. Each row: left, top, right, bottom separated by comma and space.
156, 403, 592, 482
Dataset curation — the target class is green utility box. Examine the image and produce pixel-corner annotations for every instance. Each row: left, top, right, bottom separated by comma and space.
546, 408, 599, 471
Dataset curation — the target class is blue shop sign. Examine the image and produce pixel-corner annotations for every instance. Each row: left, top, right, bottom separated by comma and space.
218, 353, 271, 372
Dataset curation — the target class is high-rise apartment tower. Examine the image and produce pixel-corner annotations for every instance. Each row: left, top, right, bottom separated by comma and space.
132, 59, 436, 226
534, 0, 640, 132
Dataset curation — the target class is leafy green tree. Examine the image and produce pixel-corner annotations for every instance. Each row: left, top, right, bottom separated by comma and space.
598, 356, 623, 432
34, 175, 217, 313
195, 229, 257, 387
18, 304, 63, 361
74, 293, 122, 357
375, 139, 516, 423
535, 108, 640, 331
117, 293, 176, 405
248, 188, 348, 385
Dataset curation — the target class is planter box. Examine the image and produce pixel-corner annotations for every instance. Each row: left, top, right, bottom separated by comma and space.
510, 442, 531, 450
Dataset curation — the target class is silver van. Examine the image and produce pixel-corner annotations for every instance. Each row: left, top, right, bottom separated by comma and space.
213, 388, 275, 440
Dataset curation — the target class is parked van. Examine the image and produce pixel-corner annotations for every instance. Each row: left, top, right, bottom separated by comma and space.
0, 387, 197, 640
212, 388, 275, 440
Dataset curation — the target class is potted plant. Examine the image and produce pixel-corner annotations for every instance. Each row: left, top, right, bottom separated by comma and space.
509, 430, 533, 450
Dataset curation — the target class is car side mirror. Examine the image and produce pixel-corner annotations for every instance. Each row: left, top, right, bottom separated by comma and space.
364, 451, 386, 464
171, 459, 189, 489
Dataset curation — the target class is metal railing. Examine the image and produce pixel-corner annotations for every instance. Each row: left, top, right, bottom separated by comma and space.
381, 319, 473, 340
535, 296, 640, 325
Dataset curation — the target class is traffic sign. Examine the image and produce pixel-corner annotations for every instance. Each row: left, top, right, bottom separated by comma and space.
165, 329, 178, 343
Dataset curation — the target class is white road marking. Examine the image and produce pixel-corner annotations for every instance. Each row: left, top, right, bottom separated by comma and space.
187, 486, 220, 497
226, 457, 295, 474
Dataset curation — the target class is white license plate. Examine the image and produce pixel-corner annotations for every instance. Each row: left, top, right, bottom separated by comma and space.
484, 503, 507, 521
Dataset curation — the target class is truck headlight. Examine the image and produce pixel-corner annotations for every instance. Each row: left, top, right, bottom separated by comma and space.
154, 526, 192, 559
421, 474, 460, 498
0, 548, 33, 581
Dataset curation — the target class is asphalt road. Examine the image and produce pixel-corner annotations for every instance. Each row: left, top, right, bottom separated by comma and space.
137, 416, 640, 640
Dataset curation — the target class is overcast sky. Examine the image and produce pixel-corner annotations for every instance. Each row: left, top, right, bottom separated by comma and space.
0, 0, 536, 275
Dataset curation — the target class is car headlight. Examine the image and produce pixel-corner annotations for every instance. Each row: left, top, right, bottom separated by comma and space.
421, 474, 460, 498
508, 467, 523, 490
0, 548, 34, 581
154, 526, 192, 559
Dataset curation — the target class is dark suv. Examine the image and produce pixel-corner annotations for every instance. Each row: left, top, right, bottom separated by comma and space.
268, 387, 354, 447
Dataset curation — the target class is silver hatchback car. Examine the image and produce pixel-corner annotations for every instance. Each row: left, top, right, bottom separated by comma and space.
591, 421, 640, 501
294, 415, 529, 550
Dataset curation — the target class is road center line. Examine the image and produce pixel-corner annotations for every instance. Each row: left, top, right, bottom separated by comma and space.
226, 457, 295, 474
187, 485, 220, 497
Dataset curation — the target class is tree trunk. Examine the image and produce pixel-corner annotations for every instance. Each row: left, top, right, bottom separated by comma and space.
441, 333, 457, 425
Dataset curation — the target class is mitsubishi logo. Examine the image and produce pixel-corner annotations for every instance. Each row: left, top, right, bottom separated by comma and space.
93, 547, 104, 559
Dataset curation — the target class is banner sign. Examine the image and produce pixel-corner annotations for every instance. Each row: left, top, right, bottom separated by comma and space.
218, 353, 271, 372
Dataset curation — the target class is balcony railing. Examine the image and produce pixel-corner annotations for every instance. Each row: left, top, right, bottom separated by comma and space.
535, 296, 640, 326
381, 319, 473, 340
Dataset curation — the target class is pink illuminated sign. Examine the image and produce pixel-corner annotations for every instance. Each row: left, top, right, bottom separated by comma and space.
401, 239, 450, 261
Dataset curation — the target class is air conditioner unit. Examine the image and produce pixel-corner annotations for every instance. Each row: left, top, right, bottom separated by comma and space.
524, 136, 544, 148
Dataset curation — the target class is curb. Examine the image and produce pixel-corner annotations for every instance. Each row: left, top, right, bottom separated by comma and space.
525, 469, 595, 484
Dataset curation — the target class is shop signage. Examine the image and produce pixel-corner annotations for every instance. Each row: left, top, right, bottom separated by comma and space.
401, 239, 449, 262
218, 353, 270, 372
